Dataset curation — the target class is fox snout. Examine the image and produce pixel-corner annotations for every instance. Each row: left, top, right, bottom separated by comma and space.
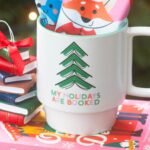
81, 17, 91, 23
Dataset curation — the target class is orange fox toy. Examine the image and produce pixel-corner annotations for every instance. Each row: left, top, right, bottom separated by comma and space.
63, 0, 113, 22
56, 0, 114, 35
56, 0, 129, 35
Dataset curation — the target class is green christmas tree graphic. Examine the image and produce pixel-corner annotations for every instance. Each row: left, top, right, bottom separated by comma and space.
56, 42, 95, 90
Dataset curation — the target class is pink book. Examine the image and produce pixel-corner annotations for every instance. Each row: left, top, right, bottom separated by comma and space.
0, 99, 150, 150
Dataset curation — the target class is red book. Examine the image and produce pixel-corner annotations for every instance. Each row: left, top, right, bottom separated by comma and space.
0, 55, 36, 76
0, 106, 42, 126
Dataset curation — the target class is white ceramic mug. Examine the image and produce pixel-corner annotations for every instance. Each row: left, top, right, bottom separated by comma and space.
37, 19, 150, 135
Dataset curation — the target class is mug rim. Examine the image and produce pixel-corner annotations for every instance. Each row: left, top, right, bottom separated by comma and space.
37, 18, 128, 39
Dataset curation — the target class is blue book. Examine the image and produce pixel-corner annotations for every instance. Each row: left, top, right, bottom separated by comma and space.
0, 90, 36, 104
0, 71, 33, 84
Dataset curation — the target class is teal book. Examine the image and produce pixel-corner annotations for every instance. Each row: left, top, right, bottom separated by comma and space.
0, 97, 41, 115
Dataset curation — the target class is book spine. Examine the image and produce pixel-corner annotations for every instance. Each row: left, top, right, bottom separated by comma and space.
27, 100, 41, 115
0, 56, 17, 75
0, 73, 4, 82
0, 110, 24, 126
0, 49, 11, 62
0, 93, 16, 104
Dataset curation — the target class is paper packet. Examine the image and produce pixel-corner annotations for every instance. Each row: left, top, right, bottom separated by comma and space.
55, 0, 131, 35
35, 0, 62, 31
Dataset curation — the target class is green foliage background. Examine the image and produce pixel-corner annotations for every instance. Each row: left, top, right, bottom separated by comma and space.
0, 0, 150, 88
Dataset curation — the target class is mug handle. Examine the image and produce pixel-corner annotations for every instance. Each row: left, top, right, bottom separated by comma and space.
126, 27, 150, 97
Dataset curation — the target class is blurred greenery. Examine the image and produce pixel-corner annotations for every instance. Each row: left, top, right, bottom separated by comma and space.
0, 0, 150, 90
0, 0, 37, 53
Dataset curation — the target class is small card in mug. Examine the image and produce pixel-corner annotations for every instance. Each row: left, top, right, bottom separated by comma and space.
55, 0, 131, 35
35, 0, 62, 31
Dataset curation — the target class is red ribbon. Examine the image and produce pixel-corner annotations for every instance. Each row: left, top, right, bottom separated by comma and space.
0, 31, 34, 75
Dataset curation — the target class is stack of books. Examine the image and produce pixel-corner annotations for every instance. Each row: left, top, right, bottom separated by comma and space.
0, 48, 42, 126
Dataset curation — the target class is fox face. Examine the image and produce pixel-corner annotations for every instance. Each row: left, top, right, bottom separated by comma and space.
37, 0, 62, 24
62, 0, 113, 29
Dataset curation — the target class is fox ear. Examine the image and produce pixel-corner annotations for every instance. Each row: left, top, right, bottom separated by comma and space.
105, 0, 117, 11
63, 0, 73, 3
107, 0, 130, 21
91, 0, 103, 2
94, 0, 113, 3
